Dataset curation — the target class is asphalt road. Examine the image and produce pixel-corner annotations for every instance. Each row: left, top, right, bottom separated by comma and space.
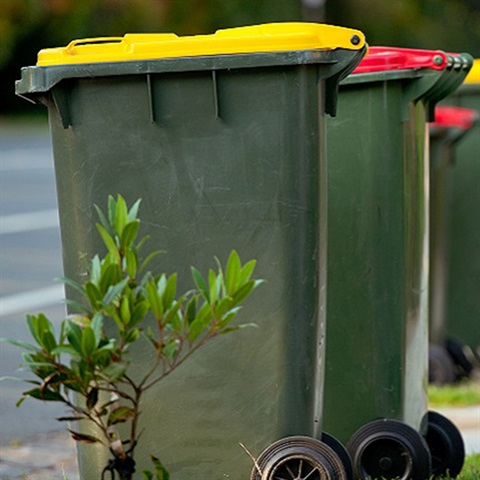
0, 120, 67, 446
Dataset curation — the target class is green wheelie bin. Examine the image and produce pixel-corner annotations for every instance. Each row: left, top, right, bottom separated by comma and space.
323, 47, 472, 480
442, 60, 480, 363
428, 106, 479, 385
16, 23, 366, 480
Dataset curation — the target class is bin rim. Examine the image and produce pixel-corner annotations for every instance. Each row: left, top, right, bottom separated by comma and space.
430, 106, 479, 131
352, 46, 450, 74
35, 22, 366, 67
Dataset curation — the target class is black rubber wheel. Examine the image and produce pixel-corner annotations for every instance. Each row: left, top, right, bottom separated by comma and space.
250, 436, 348, 480
426, 411, 465, 478
446, 338, 475, 379
321, 432, 354, 480
429, 344, 456, 384
347, 419, 432, 480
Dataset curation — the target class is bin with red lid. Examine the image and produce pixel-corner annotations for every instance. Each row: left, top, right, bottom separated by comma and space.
428, 106, 479, 385
323, 47, 472, 480
440, 60, 480, 366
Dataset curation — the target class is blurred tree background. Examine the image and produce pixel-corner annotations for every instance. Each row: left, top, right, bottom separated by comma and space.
1, 0, 479, 115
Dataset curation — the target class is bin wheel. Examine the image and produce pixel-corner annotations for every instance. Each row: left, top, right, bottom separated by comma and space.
425, 411, 465, 478
446, 338, 475, 379
347, 419, 431, 480
250, 436, 348, 480
429, 344, 456, 384
321, 432, 353, 480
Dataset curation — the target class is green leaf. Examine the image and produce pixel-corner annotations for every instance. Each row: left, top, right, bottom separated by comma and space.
188, 318, 205, 343
67, 314, 91, 328
64, 299, 92, 315
23, 387, 65, 402
35, 314, 57, 353
91, 312, 104, 346
146, 279, 163, 320
84, 282, 103, 309
51, 345, 79, 356
231, 280, 256, 306
68, 429, 101, 444
127, 198, 142, 222
101, 362, 127, 381
130, 300, 149, 327
124, 249, 138, 279
123, 328, 140, 344
214, 297, 233, 318
81, 326, 96, 357
219, 307, 242, 327
66, 321, 83, 355
86, 387, 99, 409
90, 254, 102, 285
41, 331, 57, 354
120, 296, 131, 324
96, 223, 120, 263
99, 263, 122, 296
121, 220, 140, 251
163, 300, 184, 329
26, 314, 41, 345
94, 203, 113, 236
186, 296, 198, 324
107, 406, 135, 426
208, 269, 219, 304
142, 470, 154, 480
55, 276, 84, 296
239, 259, 257, 284
139, 250, 163, 274
163, 274, 177, 310
108, 195, 116, 227
163, 339, 179, 360
0, 337, 38, 352
219, 323, 258, 335
226, 250, 241, 295
114, 194, 128, 237
150, 455, 170, 480
195, 303, 213, 328
0, 376, 41, 385
102, 278, 129, 306
191, 267, 209, 302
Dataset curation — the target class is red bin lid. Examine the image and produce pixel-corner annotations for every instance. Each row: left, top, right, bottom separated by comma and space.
430, 106, 479, 130
353, 46, 448, 74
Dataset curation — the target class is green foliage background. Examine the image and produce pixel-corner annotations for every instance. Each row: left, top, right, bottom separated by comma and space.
1, 0, 479, 113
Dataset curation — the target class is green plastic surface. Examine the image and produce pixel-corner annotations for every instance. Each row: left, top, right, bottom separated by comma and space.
428, 124, 475, 347
442, 84, 480, 354
16, 47, 364, 478
323, 55, 472, 445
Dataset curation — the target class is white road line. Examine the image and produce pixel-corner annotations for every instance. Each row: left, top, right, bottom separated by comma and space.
0, 210, 60, 235
0, 285, 65, 317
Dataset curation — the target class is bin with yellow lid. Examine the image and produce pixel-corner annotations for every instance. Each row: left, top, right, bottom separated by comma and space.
323, 47, 472, 480
439, 59, 480, 363
15, 23, 366, 480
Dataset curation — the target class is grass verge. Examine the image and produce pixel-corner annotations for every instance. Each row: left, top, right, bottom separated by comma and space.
429, 380, 480, 407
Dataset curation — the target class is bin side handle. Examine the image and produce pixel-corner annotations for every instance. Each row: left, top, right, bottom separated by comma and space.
51, 84, 72, 129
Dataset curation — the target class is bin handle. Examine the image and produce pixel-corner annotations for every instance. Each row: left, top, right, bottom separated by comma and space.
66, 37, 124, 51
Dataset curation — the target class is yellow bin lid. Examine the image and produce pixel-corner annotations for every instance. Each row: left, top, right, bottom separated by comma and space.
464, 58, 480, 84
37, 23, 366, 67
